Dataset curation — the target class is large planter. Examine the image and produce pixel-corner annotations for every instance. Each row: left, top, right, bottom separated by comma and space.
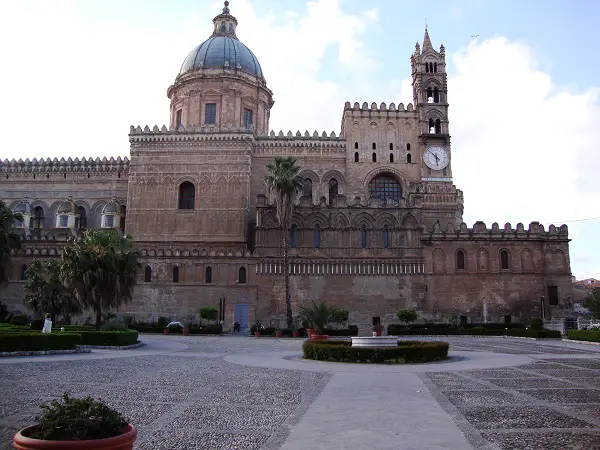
275, 331, 283, 338
306, 328, 316, 338
182, 328, 189, 336
163, 329, 169, 335
292, 330, 300, 338
14, 424, 137, 450
254, 332, 261, 337
310, 335, 329, 340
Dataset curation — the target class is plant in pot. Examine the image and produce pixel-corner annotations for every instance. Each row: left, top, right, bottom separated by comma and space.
298, 301, 331, 340
274, 327, 283, 338
13, 393, 137, 449
372, 323, 384, 336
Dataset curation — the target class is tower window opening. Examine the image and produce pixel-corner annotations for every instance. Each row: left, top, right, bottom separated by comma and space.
372, 152, 377, 163
429, 118, 435, 133
172, 266, 179, 283
389, 153, 394, 163
407, 153, 412, 163
175, 109, 182, 128
354, 152, 359, 162
205, 103, 217, 125
361, 225, 367, 249
429, 62, 434, 73
313, 225, 321, 248
144, 265, 151, 282
20, 264, 27, 281
303, 179, 312, 197
243, 109, 253, 129
425, 63, 429, 73
238, 267, 247, 283
383, 225, 389, 249
328, 179, 338, 206
372, 142, 376, 150
434, 62, 438, 72
389, 143, 393, 151
427, 87, 433, 103
178, 181, 196, 209
407, 143, 411, 151
435, 119, 441, 134
290, 224, 298, 248
354, 142, 358, 149
205, 266, 212, 283
500, 250, 510, 270
457, 250, 466, 270
433, 88, 440, 103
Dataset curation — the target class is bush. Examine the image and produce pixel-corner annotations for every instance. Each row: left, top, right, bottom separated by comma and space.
567, 330, 600, 342
10, 314, 29, 326
129, 323, 164, 333
30, 318, 45, 330
100, 320, 129, 331
322, 326, 359, 336
75, 330, 138, 346
507, 329, 561, 339
199, 307, 219, 323
302, 339, 449, 364
157, 316, 169, 327
397, 308, 418, 324
188, 324, 222, 335
26, 393, 128, 441
0, 333, 81, 352
530, 318, 544, 330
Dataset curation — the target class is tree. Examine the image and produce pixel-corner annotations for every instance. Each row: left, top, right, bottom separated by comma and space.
298, 301, 331, 334
61, 230, 140, 330
0, 200, 22, 284
397, 308, 418, 325
584, 288, 600, 320
199, 306, 218, 325
330, 307, 349, 329
264, 156, 303, 330
24, 259, 81, 323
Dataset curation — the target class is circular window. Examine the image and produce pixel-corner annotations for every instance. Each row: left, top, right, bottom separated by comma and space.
368, 175, 402, 202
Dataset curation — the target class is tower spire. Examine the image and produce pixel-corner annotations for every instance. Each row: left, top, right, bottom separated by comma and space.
423, 26, 433, 51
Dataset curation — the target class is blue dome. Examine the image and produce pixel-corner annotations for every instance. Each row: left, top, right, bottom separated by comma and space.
179, 36, 264, 78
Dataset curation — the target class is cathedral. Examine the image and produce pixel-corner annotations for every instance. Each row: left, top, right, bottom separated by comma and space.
0, 2, 572, 331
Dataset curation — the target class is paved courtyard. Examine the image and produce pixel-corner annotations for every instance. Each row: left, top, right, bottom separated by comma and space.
1, 336, 600, 449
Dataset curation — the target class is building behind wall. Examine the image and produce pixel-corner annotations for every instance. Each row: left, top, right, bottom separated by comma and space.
0, 3, 573, 331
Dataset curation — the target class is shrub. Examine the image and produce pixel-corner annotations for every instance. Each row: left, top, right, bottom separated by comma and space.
188, 324, 222, 335
322, 326, 359, 336
30, 319, 45, 330
199, 307, 219, 324
100, 320, 129, 331
567, 330, 600, 342
157, 316, 169, 327
129, 323, 164, 333
302, 339, 449, 364
0, 301, 9, 322
0, 333, 81, 352
530, 318, 544, 330
330, 308, 349, 328
397, 308, 418, 324
76, 330, 138, 346
26, 393, 128, 441
10, 314, 29, 326
507, 329, 560, 339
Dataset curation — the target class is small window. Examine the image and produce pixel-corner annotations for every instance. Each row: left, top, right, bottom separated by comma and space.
435, 119, 441, 134
290, 224, 298, 248
220, 22, 226, 32
59, 215, 68, 228
456, 250, 465, 270
20, 264, 27, 280
500, 250, 509, 270
407, 153, 412, 163
314, 225, 321, 248
104, 215, 114, 228
175, 109, 182, 128
434, 62, 438, 72
243, 108, 253, 129
433, 88, 440, 103
303, 179, 312, 197
205, 103, 217, 125
76, 206, 87, 230
172, 266, 179, 283
354, 142, 358, 149
361, 225, 367, 249
548, 285, 558, 306
144, 265, 152, 282
389, 153, 394, 163
178, 181, 195, 209
32, 206, 45, 230
372, 152, 377, 163
425, 63, 429, 73
429, 118, 435, 133
205, 266, 212, 283
372, 142, 376, 150
383, 225, 389, 249
389, 143, 393, 151
354, 152, 359, 162
238, 267, 247, 283
328, 179, 338, 206
229, 23, 234, 33
407, 143, 411, 151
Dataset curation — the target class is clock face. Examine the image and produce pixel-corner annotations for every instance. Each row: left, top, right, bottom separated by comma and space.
423, 146, 449, 170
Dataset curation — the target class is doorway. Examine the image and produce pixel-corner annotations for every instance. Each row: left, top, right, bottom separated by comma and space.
234, 304, 249, 331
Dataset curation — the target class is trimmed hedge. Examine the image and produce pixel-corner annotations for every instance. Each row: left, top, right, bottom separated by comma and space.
188, 325, 222, 335
0, 333, 82, 352
302, 339, 449, 364
75, 330, 138, 346
129, 324, 164, 333
567, 330, 600, 342
387, 324, 560, 338
251, 326, 358, 337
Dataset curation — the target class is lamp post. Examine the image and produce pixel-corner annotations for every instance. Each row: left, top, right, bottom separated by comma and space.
482, 297, 487, 324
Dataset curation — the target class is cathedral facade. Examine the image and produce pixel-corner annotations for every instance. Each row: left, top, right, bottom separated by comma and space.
0, 3, 572, 330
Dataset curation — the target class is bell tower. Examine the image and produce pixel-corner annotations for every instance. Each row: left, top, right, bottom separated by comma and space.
411, 28, 452, 179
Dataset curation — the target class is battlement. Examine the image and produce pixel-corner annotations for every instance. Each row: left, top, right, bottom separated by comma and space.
266, 130, 341, 139
344, 101, 417, 115
426, 221, 569, 241
1, 156, 129, 173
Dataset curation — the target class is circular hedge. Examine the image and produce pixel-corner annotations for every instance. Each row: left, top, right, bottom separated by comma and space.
302, 339, 449, 364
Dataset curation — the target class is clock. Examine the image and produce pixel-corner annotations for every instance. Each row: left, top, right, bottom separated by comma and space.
423, 146, 449, 170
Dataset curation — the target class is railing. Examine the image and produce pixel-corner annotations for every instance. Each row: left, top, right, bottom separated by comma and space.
256, 260, 425, 276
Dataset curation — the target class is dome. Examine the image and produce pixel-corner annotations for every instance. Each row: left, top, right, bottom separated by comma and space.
179, 36, 263, 78
178, 2, 264, 79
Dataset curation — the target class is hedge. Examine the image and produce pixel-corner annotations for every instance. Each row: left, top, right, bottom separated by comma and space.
387, 325, 561, 338
302, 339, 449, 364
251, 326, 358, 337
129, 324, 164, 333
567, 330, 600, 342
0, 333, 82, 352
75, 330, 139, 346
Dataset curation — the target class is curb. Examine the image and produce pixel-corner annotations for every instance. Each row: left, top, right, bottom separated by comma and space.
561, 339, 600, 346
78, 342, 146, 350
0, 348, 91, 358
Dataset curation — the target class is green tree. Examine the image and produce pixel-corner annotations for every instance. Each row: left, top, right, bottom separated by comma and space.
24, 259, 81, 323
264, 156, 303, 330
583, 288, 600, 320
330, 307, 349, 329
61, 230, 140, 330
0, 200, 22, 284
298, 301, 331, 334
397, 308, 418, 325
199, 306, 218, 325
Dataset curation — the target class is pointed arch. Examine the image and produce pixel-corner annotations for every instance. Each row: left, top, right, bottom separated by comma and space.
554, 249, 566, 270
456, 249, 466, 270
351, 212, 375, 229
313, 224, 321, 248
290, 224, 298, 248
500, 249, 510, 270
400, 213, 419, 229
205, 266, 212, 283
144, 265, 152, 282
477, 248, 489, 272
307, 212, 328, 228
374, 212, 398, 228
178, 181, 195, 209
238, 266, 247, 283
20, 264, 28, 280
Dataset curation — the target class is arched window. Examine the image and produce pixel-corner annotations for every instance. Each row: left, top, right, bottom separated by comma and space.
372, 142, 376, 150
383, 225, 389, 249
500, 250, 510, 270
429, 118, 435, 133
32, 206, 44, 230
389, 143, 393, 151
456, 250, 466, 270
361, 225, 367, 249
205, 266, 212, 283
372, 152, 377, 163
429, 62, 434, 73
144, 265, 152, 282
120, 205, 127, 233
434, 62, 438, 72
354, 152, 359, 162
303, 179, 312, 197
407, 143, 411, 151
220, 22, 226, 32
76, 206, 87, 230
407, 153, 412, 163
354, 142, 358, 149
389, 153, 394, 163
314, 225, 321, 248
172, 266, 179, 283
178, 181, 195, 209
20, 264, 27, 280
425, 63, 429, 73
427, 87, 433, 101
368, 175, 402, 202
290, 224, 298, 248
433, 88, 440, 103
229, 23, 234, 33
435, 119, 442, 134
238, 267, 246, 284
328, 179, 338, 206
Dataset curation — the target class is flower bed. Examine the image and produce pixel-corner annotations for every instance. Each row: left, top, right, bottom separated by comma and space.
0, 333, 82, 352
567, 330, 600, 342
302, 339, 449, 364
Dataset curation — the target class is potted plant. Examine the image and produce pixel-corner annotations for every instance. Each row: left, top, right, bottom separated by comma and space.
13, 393, 137, 449
275, 328, 283, 338
372, 324, 384, 336
299, 301, 331, 340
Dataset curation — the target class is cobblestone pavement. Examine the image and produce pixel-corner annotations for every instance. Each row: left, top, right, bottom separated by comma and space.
0, 335, 599, 449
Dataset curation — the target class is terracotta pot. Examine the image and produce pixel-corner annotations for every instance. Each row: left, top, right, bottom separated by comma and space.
374, 331, 382, 337
254, 331, 261, 337
310, 334, 329, 340
306, 328, 316, 338
163, 329, 169, 335
275, 331, 283, 338
292, 330, 300, 338
14, 424, 137, 450
182, 328, 189, 336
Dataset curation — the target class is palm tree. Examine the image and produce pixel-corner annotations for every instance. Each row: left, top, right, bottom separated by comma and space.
24, 259, 81, 324
264, 156, 303, 330
61, 230, 140, 330
0, 201, 22, 284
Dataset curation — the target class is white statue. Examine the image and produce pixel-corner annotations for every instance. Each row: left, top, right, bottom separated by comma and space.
41, 314, 52, 334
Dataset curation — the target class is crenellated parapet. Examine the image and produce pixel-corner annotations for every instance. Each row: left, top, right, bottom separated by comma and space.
1, 156, 129, 174
344, 101, 417, 115
129, 125, 257, 143
425, 220, 569, 241
253, 130, 346, 155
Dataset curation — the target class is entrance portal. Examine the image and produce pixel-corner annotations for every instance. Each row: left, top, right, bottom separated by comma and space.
234, 304, 249, 331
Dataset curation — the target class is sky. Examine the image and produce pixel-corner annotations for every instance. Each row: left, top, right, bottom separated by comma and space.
0, 0, 599, 281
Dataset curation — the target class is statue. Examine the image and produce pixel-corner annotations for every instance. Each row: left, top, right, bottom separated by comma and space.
41, 313, 52, 334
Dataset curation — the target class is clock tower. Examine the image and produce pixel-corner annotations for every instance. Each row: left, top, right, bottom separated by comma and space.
411, 27, 452, 180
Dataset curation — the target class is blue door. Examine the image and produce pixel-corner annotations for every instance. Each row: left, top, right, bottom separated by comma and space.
234, 304, 249, 330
